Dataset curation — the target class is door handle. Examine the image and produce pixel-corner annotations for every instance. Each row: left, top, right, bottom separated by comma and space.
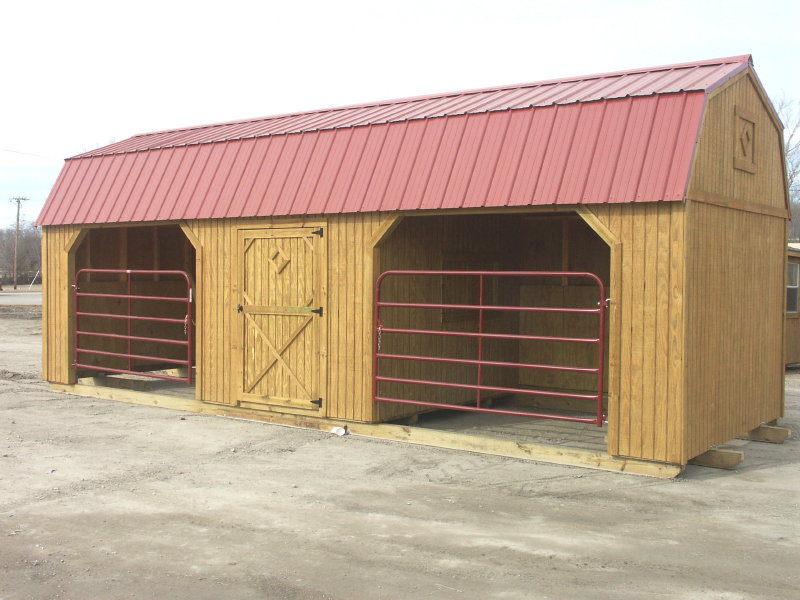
236, 304, 243, 313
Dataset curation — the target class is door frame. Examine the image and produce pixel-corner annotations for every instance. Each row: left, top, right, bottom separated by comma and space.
235, 221, 327, 416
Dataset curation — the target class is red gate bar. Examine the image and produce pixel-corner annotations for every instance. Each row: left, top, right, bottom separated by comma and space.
373, 270, 607, 427
73, 269, 193, 384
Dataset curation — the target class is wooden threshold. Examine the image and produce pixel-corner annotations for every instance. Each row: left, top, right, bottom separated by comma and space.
50, 383, 683, 479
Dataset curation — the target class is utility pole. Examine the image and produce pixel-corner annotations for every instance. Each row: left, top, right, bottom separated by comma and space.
10, 197, 28, 289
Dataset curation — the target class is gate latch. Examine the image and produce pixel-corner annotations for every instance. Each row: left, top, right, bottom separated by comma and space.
311, 306, 324, 317
236, 304, 243, 313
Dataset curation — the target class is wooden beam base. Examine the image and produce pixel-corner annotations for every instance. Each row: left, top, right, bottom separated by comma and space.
740, 424, 791, 444
51, 382, 684, 479
689, 448, 744, 470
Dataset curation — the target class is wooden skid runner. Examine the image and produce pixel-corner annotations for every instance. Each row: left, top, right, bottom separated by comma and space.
51, 383, 683, 478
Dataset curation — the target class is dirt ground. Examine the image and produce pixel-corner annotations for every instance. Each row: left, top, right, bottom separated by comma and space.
1, 306, 799, 600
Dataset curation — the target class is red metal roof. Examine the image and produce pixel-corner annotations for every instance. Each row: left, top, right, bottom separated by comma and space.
37, 55, 750, 226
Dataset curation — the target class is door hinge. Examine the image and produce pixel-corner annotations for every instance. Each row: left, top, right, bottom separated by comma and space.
310, 398, 323, 407
311, 306, 324, 317
311, 228, 324, 237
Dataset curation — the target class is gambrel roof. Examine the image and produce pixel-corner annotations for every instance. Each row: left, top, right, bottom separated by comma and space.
38, 55, 753, 226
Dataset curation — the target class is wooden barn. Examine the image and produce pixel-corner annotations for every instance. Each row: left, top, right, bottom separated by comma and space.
37, 55, 791, 476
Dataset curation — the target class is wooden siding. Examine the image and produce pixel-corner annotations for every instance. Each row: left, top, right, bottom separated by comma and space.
687, 70, 788, 213
184, 214, 388, 419
587, 203, 685, 464
41, 225, 85, 384
684, 202, 785, 459
785, 252, 800, 365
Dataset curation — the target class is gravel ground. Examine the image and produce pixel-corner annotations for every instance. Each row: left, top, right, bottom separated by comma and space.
1, 306, 799, 599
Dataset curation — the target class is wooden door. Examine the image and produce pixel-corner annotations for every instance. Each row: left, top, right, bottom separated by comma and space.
238, 227, 326, 414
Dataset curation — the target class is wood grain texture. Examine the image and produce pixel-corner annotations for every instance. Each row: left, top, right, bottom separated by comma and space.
688, 71, 788, 212
586, 203, 685, 464
683, 201, 784, 461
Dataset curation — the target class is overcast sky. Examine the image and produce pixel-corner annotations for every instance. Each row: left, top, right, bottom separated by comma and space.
2, 0, 799, 227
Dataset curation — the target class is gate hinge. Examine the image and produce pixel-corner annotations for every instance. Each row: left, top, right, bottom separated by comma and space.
311, 306, 324, 317
311, 228, 324, 238
310, 398, 323, 407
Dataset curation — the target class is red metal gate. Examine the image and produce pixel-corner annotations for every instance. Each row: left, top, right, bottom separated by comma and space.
373, 270, 607, 426
73, 269, 194, 384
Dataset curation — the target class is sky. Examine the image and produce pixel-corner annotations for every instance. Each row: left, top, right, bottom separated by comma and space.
2, 0, 799, 227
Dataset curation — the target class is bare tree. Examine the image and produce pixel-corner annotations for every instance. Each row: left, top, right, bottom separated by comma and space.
775, 96, 800, 241
0, 221, 41, 285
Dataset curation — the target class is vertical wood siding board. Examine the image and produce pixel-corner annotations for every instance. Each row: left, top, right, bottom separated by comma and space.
537, 103, 584, 205
364, 215, 379, 422
349, 216, 359, 420
307, 130, 354, 215
628, 207, 647, 458
336, 219, 346, 418
41, 230, 49, 380
653, 206, 671, 460
442, 114, 490, 209
420, 115, 470, 210
464, 111, 513, 208
353, 217, 365, 420
225, 223, 234, 403
361, 122, 410, 213
205, 222, 214, 402
484, 110, 534, 207
342, 217, 353, 419
343, 125, 391, 213
607, 205, 622, 455
583, 99, 633, 204
508, 107, 558, 206
287, 131, 334, 215
247, 136, 289, 216
617, 205, 633, 456
670, 204, 686, 463
54, 228, 63, 381
641, 203, 659, 459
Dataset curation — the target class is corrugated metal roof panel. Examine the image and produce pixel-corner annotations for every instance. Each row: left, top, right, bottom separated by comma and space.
38, 56, 745, 226
67, 55, 749, 160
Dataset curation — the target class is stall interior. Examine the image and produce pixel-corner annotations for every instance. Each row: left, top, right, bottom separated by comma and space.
374, 212, 610, 424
